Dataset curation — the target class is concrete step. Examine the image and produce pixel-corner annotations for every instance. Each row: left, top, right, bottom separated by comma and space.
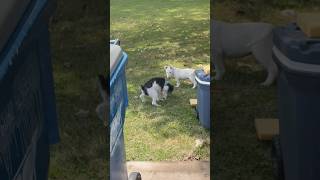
127, 161, 210, 180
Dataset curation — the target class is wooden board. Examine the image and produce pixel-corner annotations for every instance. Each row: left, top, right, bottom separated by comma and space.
297, 13, 320, 38
203, 65, 210, 75
255, 118, 279, 141
190, 99, 197, 107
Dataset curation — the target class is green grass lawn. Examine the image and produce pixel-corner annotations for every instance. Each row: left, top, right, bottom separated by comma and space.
48, 0, 107, 179
212, 2, 319, 179
111, 0, 210, 161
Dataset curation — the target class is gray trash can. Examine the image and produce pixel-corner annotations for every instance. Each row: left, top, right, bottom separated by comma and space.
273, 23, 320, 180
110, 40, 141, 180
195, 70, 210, 129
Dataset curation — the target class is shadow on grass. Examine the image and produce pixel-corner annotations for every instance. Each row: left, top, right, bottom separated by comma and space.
49, 0, 107, 179
212, 57, 278, 180
121, 17, 208, 137
111, 0, 210, 161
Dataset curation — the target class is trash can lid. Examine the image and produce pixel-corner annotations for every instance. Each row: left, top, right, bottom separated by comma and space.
0, 0, 31, 53
195, 69, 210, 85
110, 44, 123, 73
273, 23, 320, 66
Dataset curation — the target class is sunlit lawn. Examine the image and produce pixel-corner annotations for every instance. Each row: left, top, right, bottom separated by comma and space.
111, 0, 210, 161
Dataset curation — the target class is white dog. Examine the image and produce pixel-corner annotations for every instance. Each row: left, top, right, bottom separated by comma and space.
212, 20, 278, 86
164, 66, 197, 88
140, 77, 174, 106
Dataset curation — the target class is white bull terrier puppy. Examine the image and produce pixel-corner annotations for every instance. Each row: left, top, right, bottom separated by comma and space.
211, 20, 278, 86
164, 65, 197, 88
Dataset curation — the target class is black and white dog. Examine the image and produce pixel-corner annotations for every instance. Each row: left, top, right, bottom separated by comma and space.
140, 77, 174, 106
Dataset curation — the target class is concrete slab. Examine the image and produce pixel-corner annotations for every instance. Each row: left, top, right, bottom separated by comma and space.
127, 161, 210, 180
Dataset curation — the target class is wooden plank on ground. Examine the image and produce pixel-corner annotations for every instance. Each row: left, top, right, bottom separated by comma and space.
255, 118, 279, 141
203, 65, 210, 75
190, 99, 197, 107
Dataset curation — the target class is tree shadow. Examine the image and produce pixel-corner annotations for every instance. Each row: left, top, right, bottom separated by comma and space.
111, 0, 210, 149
